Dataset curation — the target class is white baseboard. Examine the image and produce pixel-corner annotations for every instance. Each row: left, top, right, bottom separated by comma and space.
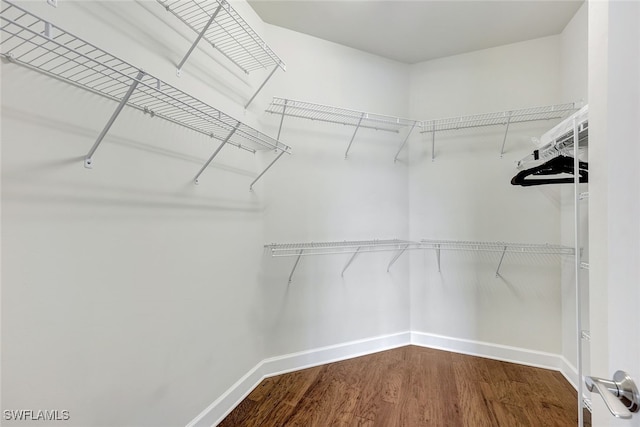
559, 355, 579, 390
185, 363, 265, 427
410, 331, 566, 373
187, 331, 577, 427
261, 331, 411, 378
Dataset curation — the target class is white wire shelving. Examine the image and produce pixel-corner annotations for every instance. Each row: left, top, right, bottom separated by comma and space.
265, 97, 420, 160
516, 105, 589, 169
421, 102, 581, 161
0, 0, 291, 190
420, 239, 575, 278
157, 0, 286, 108
265, 239, 420, 284
265, 238, 574, 284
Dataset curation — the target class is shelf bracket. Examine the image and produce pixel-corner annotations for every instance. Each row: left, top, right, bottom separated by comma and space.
176, 3, 223, 77
288, 249, 304, 285
431, 131, 436, 162
387, 244, 410, 272
499, 113, 512, 158
194, 122, 240, 184
436, 244, 441, 272
276, 99, 288, 140
341, 247, 361, 276
245, 64, 279, 109
393, 122, 417, 162
495, 245, 508, 277
345, 113, 365, 159
249, 150, 286, 191
84, 70, 145, 169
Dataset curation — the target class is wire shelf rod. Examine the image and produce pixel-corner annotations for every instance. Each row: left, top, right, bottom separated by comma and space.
0, 0, 291, 180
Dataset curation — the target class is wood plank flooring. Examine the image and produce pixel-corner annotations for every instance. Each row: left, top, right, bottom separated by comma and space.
219, 345, 589, 426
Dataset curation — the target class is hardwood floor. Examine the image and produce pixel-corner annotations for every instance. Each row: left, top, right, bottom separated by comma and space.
219, 345, 589, 426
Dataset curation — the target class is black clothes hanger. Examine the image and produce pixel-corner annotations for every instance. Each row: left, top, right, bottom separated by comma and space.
511, 155, 588, 187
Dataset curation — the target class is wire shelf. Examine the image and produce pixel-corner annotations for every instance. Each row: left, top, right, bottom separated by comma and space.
421, 103, 580, 134
516, 105, 589, 169
420, 239, 575, 255
0, 1, 291, 157
158, 0, 285, 74
265, 239, 419, 257
266, 97, 418, 133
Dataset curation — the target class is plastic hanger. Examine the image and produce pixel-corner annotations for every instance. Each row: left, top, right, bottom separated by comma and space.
511, 155, 588, 187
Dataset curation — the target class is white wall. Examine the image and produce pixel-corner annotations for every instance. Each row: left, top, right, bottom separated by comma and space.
408, 36, 568, 354
1, 1, 272, 426
258, 25, 412, 358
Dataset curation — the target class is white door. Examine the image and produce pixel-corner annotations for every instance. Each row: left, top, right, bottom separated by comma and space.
588, 1, 640, 426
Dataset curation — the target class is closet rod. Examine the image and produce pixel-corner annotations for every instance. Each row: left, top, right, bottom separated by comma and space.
0, 1, 291, 188
158, 0, 286, 108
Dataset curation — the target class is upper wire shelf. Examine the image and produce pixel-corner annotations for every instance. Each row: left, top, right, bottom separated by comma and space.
516, 105, 589, 169
159, 0, 285, 74
420, 102, 581, 160
266, 98, 417, 132
421, 103, 580, 133
158, 0, 285, 107
265, 97, 420, 159
0, 0, 290, 187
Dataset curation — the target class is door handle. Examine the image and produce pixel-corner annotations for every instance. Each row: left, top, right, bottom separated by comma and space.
585, 370, 640, 419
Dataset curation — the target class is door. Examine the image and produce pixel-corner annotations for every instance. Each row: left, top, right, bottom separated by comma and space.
587, 1, 640, 426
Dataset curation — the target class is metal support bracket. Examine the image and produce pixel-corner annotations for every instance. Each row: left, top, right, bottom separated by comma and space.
495, 245, 508, 277
176, 3, 223, 77
387, 244, 410, 272
499, 113, 512, 158
276, 99, 288, 140
431, 131, 436, 162
436, 244, 441, 272
245, 64, 279, 109
249, 150, 285, 191
288, 249, 304, 285
393, 122, 417, 162
193, 122, 240, 184
85, 70, 145, 169
345, 113, 364, 159
341, 247, 361, 276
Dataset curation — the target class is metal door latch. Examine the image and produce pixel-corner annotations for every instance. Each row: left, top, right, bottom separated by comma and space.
585, 371, 639, 419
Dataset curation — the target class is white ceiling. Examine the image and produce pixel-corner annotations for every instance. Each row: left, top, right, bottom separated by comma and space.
248, 0, 584, 64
